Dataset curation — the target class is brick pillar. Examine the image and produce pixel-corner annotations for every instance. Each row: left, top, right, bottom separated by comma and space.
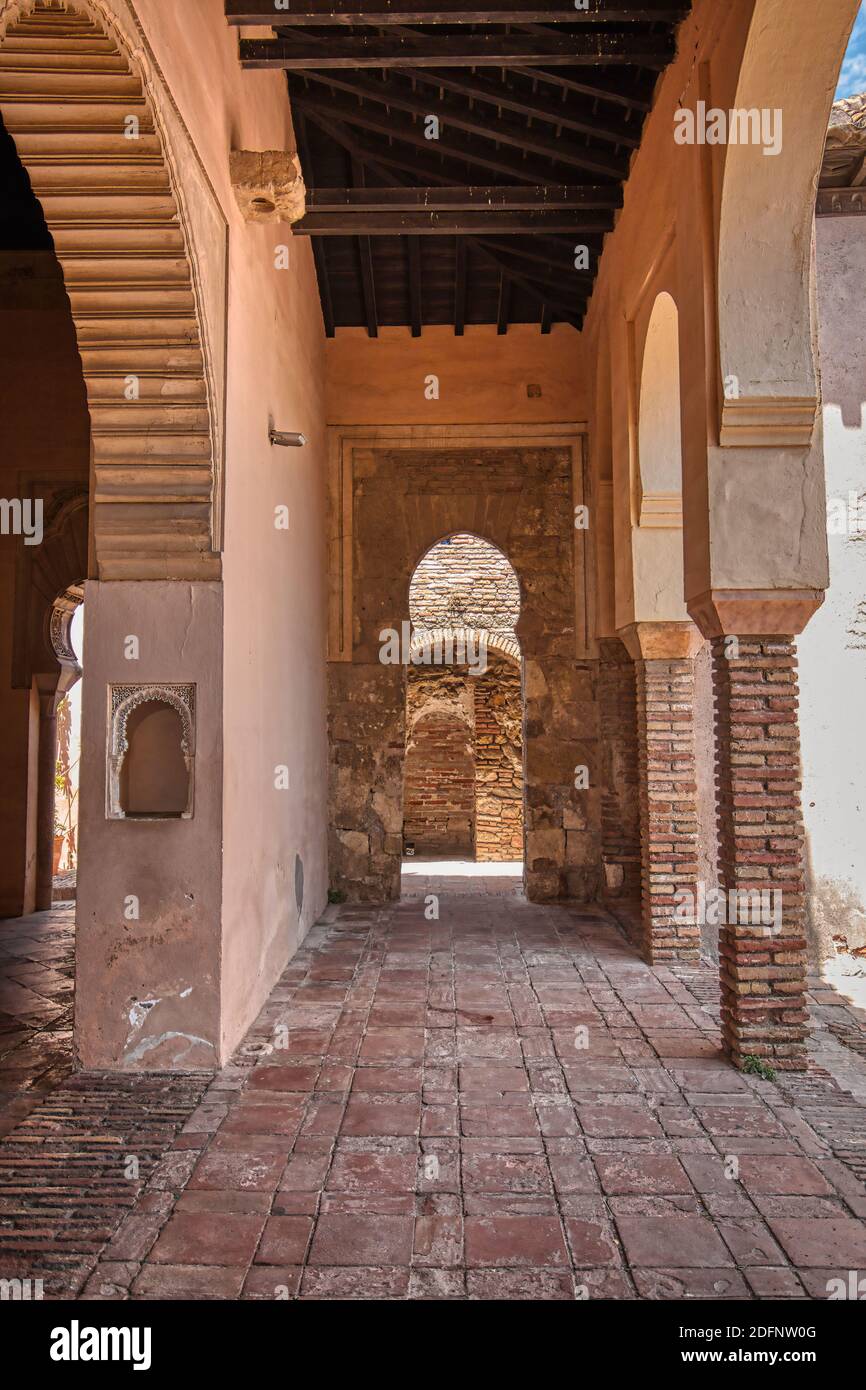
620, 623, 702, 964
710, 635, 809, 1071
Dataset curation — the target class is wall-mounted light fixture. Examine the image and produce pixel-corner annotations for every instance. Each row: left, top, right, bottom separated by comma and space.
269, 429, 307, 448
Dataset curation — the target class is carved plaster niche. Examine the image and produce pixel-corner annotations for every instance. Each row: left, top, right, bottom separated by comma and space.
229, 149, 306, 224
107, 683, 196, 821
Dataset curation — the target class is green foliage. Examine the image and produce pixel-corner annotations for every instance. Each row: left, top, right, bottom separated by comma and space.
742, 1054, 777, 1082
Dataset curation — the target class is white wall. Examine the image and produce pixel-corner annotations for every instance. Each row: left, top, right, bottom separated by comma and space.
800, 213, 866, 956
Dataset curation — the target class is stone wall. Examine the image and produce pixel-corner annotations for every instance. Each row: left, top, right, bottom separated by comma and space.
327, 444, 599, 902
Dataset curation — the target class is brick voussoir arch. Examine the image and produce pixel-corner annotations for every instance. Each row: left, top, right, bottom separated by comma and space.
408, 627, 521, 664
0, 0, 219, 580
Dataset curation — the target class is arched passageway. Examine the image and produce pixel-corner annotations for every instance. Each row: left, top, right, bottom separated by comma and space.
0, 105, 89, 919
403, 533, 524, 876
0, 0, 227, 1073
0, 0, 220, 579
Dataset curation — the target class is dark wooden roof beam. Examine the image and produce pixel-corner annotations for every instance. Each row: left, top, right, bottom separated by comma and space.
404, 65, 642, 148
239, 31, 675, 70
288, 84, 627, 181
227, 2, 687, 24
407, 234, 422, 335
510, 65, 653, 112
290, 69, 628, 178
454, 235, 466, 334
293, 208, 614, 233
305, 185, 622, 210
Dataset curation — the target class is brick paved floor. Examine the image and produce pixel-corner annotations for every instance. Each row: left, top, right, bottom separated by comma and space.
2, 895, 866, 1300
0, 905, 75, 1135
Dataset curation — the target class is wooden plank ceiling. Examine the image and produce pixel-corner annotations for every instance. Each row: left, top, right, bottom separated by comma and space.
227, 2, 690, 335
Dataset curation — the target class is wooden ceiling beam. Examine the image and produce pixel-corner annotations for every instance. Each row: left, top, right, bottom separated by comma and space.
475, 235, 595, 275
402, 65, 641, 148
496, 271, 511, 335
294, 109, 335, 336
226, 2, 687, 24
350, 155, 378, 337
299, 107, 587, 332
291, 68, 628, 177
509, 65, 653, 112
454, 236, 466, 335
293, 208, 613, 233
305, 185, 621, 210
473, 240, 585, 327
239, 31, 675, 69
407, 234, 422, 336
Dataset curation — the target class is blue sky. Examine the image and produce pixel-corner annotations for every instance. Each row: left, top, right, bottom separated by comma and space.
837, 4, 866, 97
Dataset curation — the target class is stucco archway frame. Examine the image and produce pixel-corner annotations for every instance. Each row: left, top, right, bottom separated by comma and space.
0, 0, 228, 578
715, 0, 861, 448
327, 423, 593, 664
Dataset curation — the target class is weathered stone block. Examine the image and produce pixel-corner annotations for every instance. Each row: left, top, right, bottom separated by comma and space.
229, 149, 305, 223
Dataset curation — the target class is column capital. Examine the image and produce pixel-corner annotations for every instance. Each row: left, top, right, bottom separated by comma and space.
687, 589, 824, 639
617, 621, 703, 662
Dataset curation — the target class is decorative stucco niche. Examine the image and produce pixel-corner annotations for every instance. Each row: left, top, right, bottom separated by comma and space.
107, 683, 196, 821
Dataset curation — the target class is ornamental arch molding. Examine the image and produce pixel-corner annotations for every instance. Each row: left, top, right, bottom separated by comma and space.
107, 681, 195, 819
0, 0, 227, 578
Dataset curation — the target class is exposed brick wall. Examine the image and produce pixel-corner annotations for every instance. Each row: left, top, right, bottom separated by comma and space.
410, 532, 519, 639
711, 636, 809, 1071
404, 667, 475, 856
598, 638, 641, 928
694, 641, 721, 960
403, 656, 523, 861
473, 656, 523, 861
635, 656, 700, 963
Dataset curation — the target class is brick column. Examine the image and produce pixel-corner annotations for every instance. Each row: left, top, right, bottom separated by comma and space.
689, 589, 823, 1073
710, 635, 809, 1071
620, 623, 702, 964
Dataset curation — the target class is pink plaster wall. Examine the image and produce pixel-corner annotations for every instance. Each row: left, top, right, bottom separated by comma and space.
125, 0, 329, 1058
325, 323, 589, 425
75, 580, 224, 1070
